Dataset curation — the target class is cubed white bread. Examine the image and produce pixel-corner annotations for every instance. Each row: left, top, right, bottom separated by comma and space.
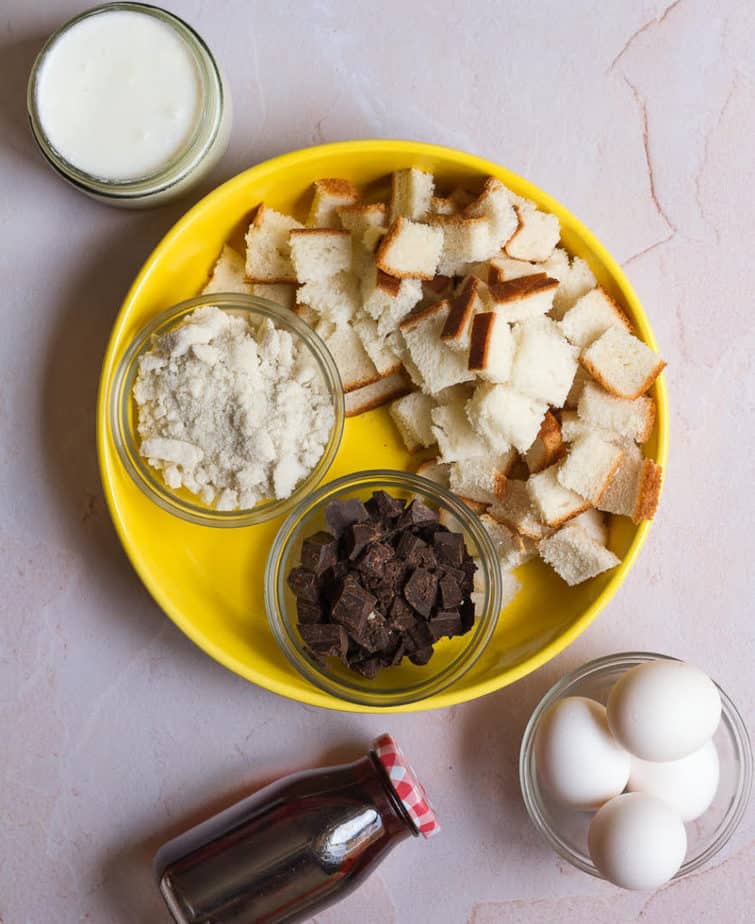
479, 514, 529, 570
527, 463, 591, 527
389, 168, 435, 222
337, 202, 387, 238
504, 203, 560, 262
307, 178, 360, 228
488, 479, 550, 540
431, 402, 492, 463
578, 382, 656, 443
389, 391, 436, 453
361, 259, 423, 335
351, 315, 403, 377
441, 275, 490, 351
551, 256, 597, 319
399, 300, 475, 395
560, 287, 632, 348
541, 247, 571, 281
244, 205, 303, 283
427, 215, 497, 275
429, 195, 458, 216
375, 217, 444, 280
490, 249, 569, 286
581, 327, 666, 399
289, 229, 352, 284
565, 365, 592, 409
249, 283, 297, 310
320, 323, 380, 393
468, 312, 515, 382
557, 433, 624, 504
570, 508, 609, 545
560, 409, 613, 445
449, 456, 509, 505
416, 459, 451, 489
539, 524, 620, 586
344, 368, 413, 417
297, 271, 361, 326
464, 177, 519, 247
466, 383, 547, 454
510, 317, 579, 406
202, 244, 252, 295
489, 273, 559, 323
598, 444, 663, 522
500, 569, 523, 608
524, 411, 564, 473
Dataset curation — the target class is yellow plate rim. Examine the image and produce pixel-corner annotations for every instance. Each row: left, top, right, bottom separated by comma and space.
96, 139, 669, 713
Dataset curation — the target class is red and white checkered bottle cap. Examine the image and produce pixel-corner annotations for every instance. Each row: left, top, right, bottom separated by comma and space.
371, 733, 440, 838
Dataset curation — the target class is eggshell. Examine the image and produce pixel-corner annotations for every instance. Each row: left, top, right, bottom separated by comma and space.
534, 696, 631, 810
607, 661, 721, 762
628, 739, 720, 821
588, 792, 687, 890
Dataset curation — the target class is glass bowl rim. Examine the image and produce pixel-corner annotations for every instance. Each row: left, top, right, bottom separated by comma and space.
109, 292, 345, 528
519, 650, 753, 881
264, 468, 504, 707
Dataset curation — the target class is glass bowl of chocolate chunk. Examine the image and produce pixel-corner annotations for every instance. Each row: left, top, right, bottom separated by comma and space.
265, 469, 503, 707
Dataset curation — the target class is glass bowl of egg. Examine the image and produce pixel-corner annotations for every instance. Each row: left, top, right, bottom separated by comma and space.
519, 652, 752, 890
109, 293, 345, 527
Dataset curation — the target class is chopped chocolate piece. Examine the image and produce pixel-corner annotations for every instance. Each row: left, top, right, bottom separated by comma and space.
418, 523, 445, 543
409, 646, 434, 666
398, 499, 438, 529
296, 600, 323, 624
351, 656, 381, 679
299, 623, 348, 658
331, 574, 377, 632
372, 582, 398, 614
348, 609, 394, 654
355, 542, 394, 580
460, 557, 478, 591
415, 544, 438, 571
405, 619, 434, 654
433, 531, 465, 568
300, 531, 339, 575
395, 530, 428, 566
388, 596, 415, 631
325, 498, 370, 537
440, 564, 466, 584
287, 566, 320, 603
383, 559, 409, 590
438, 574, 463, 609
429, 609, 464, 640
403, 567, 438, 617
320, 560, 348, 604
342, 521, 382, 560
365, 489, 405, 522
460, 596, 476, 632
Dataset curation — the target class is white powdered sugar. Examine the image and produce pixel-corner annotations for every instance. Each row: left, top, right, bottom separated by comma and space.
133, 306, 335, 510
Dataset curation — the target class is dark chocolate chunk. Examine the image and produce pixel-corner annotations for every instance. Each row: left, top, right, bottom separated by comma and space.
348, 608, 394, 654
409, 646, 434, 666
460, 596, 476, 632
429, 609, 464, 640
332, 574, 377, 630
299, 623, 348, 658
403, 567, 438, 617
383, 559, 409, 590
343, 521, 382, 560
320, 560, 349, 604
296, 600, 323, 624
440, 564, 466, 584
460, 557, 478, 591
415, 544, 439, 571
399, 499, 439, 528
300, 531, 339, 575
438, 575, 463, 609
405, 619, 434, 654
433, 531, 465, 568
388, 596, 415, 631
395, 530, 428, 566
287, 566, 320, 603
366, 489, 405, 522
325, 498, 370, 537
355, 541, 394, 579
351, 656, 381, 679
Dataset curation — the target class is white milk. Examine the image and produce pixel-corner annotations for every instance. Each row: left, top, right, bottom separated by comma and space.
35, 10, 203, 182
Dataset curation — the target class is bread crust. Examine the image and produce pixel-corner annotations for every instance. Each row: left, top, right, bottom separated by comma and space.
489, 272, 558, 304
467, 311, 495, 371
632, 460, 663, 522
344, 372, 413, 416
398, 298, 450, 331
579, 353, 666, 400
444, 277, 483, 346
375, 217, 439, 280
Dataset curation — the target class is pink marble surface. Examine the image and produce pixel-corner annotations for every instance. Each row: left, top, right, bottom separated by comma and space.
1, 1, 753, 921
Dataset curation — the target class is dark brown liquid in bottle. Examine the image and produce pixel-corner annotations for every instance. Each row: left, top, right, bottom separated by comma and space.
155, 754, 416, 924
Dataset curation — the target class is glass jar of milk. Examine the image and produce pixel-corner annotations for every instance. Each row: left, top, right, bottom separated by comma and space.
27, 3, 232, 208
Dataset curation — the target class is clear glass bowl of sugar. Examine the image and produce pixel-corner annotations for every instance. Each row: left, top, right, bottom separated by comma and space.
108, 293, 345, 527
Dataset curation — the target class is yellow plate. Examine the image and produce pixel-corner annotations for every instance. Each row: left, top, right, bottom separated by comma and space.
97, 140, 668, 713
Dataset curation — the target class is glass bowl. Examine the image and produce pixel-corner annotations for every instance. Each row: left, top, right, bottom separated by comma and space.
265, 470, 504, 708
109, 293, 344, 527
519, 652, 752, 881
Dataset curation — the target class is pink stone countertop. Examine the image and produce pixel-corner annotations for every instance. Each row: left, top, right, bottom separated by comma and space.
1, 1, 753, 921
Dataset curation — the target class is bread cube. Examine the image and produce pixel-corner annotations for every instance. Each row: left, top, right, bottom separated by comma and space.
551, 256, 597, 319
464, 177, 519, 247
427, 215, 497, 275
570, 508, 609, 545
290, 229, 352, 284
488, 479, 549, 540
510, 317, 579, 406
539, 524, 620, 586
416, 458, 451, 489
449, 456, 511, 505
307, 178, 359, 228
202, 244, 252, 295
524, 411, 564, 473
578, 382, 656, 443
560, 287, 632, 348
389, 392, 436, 453
389, 168, 435, 222
560, 409, 615, 445
297, 270, 361, 327
581, 327, 666, 399
479, 514, 530, 570
344, 369, 413, 417
489, 273, 559, 323
337, 202, 387, 238
598, 444, 663, 522
376, 217, 444, 280
466, 383, 547, 453
527, 463, 591, 527
430, 402, 491, 463
352, 315, 403, 377
468, 312, 515, 383
244, 205, 303, 283
557, 433, 624, 504
320, 323, 380, 393
429, 195, 458, 216
399, 301, 475, 395
441, 276, 488, 352
361, 259, 422, 335
504, 204, 560, 261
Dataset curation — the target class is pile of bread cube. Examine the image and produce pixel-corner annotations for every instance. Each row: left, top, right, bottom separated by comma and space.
202, 168, 665, 596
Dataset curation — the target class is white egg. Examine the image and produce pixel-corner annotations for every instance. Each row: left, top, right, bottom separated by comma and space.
534, 696, 631, 810
628, 739, 719, 821
588, 792, 687, 890
607, 661, 721, 762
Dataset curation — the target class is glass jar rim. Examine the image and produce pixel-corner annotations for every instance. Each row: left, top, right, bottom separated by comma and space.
26, 2, 225, 200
